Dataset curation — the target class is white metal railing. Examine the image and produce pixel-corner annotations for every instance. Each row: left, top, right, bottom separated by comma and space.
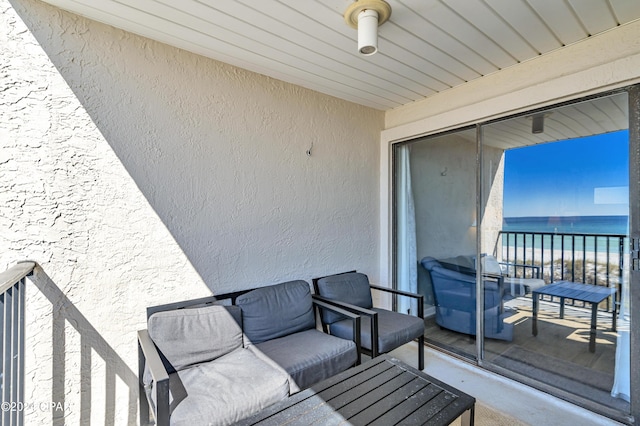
0, 262, 35, 426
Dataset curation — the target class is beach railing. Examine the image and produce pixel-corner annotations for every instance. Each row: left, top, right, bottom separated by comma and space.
494, 231, 626, 310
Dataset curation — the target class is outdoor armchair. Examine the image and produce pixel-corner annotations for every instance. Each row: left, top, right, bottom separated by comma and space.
420, 256, 513, 341
312, 271, 425, 370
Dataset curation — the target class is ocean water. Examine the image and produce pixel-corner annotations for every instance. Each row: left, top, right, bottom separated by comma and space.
503, 215, 628, 236
501, 215, 628, 253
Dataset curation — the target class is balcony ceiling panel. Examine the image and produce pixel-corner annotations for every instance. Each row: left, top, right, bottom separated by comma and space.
482, 95, 629, 151
484, 0, 563, 54
569, 0, 621, 35
40, 0, 639, 115
527, 0, 589, 45
444, 0, 539, 61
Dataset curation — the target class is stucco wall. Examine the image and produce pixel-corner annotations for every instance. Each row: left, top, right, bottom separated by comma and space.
1, 0, 383, 423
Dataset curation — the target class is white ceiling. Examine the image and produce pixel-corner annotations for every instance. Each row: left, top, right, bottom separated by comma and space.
420, 92, 629, 150
484, 92, 629, 150
40, 0, 640, 111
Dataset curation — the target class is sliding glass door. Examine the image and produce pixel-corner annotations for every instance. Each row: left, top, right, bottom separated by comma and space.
393, 87, 638, 421
479, 92, 631, 418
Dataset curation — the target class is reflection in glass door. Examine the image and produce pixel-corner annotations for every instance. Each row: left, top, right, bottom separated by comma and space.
480, 92, 631, 417
394, 128, 479, 359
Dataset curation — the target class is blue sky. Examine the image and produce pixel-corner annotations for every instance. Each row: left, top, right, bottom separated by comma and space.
503, 130, 629, 217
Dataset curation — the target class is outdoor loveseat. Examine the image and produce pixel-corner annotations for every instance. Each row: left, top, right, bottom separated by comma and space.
138, 280, 361, 426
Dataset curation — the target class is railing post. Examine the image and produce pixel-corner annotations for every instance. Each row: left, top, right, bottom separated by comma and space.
0, 262, 35, 426
550, 234, 555, 283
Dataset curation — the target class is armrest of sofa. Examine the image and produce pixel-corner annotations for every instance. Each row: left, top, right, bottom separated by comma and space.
312, 297, 362, 365
138, 329, 170, 426
369, 285, 424, 319
313, 294, 379, 361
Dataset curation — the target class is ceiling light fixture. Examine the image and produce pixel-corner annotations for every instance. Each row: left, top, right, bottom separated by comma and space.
344, 0, 392, 56
531, 114, 545, 134
531, 114, 544, 134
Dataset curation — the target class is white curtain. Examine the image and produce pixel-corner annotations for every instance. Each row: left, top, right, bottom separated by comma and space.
396, 145, 418, 315
611, 270, 631, 402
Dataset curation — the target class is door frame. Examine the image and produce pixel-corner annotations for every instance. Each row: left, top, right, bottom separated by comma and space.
628, 84, 640, 422
390, 85, 640, 424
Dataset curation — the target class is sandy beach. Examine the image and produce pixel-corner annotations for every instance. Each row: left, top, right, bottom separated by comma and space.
496, 245, 628, 285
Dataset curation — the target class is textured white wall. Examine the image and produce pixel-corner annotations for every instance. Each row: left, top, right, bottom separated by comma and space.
1, 0, 382, 423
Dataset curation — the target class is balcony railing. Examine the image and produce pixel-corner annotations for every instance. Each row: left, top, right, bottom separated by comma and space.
494, 230, 626, 311
0, 261, 35, 426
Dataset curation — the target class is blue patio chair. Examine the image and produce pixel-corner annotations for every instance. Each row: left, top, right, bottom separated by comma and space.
420, 257, 513, 341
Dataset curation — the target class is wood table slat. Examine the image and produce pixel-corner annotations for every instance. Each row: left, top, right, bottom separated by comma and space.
238, 355, 475, 426
300, 367, 413, 426
315, 360, 397, 401
299, 398, 349, 426
424, 399, 476, 426
247, 394, 326, 426
398, 391, 456, 426
334, 372, 425, 421
365, 381, 443, 426
341, 374, 431, 425
326, 369, 413, 412
237, 358, 394, 425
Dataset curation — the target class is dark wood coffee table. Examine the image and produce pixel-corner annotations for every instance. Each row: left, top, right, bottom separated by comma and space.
238, 355, 475, 426
532, 280, 617, 352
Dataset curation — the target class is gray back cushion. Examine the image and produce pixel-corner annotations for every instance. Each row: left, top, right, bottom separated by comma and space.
316, 272, 373, 324
148, 305, 242, 371
236, 280, 315, 345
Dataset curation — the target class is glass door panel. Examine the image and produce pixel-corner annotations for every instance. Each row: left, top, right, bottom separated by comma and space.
394, 128, 478, 359
480, 92, 631, 416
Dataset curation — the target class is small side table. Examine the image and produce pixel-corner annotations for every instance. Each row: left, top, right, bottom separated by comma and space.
532, 281, 616, 352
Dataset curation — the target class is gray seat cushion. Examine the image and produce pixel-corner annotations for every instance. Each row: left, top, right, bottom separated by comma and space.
329, 308, 425, 354
147, 305, 243, 371
159, 347, 289, 426
250, 329, 357, 393
236, 280, 315, 345
315, 272, 374, 324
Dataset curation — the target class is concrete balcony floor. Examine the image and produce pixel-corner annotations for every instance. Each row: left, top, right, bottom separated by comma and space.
388, 342, 624, 426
